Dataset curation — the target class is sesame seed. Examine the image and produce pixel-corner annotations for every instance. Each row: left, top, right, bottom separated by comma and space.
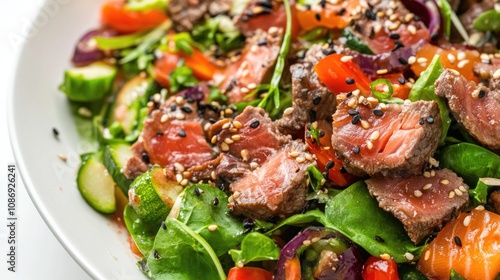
345, 78, 355, 84
457, 59, 469, 69
457, 51, 466, 61
426, 116, 435, 124
57, 153, 67, 162
240, 87, 249, 94
423, 171, 431, 178
375, 235, 385, 242
284, 107, 294, 115
161, 114, 169, 123
398, 57, 408, 65
241, 149, 249, 161
407, 24, 417, 35
175, 113, 185, 120
220, 142, 229, 152
313, 96, 321, 105
423, 183, 432, 190
366, 140, 373, 150
303, 240, 312, 246
224, 138, 234, 145
373, 109, 383, 116
347, 98, 357, 108
376, 68, 388, 75
454, 189, 463, 196
142, 152, 150, 164
430, 170, 436, 177
449, 191, 456, 199
361, 120, 370, 129
304, 153, 313, 161
325, 161, 335, 169
408, 56, 416, 65
493, 69, 500, 79
295, 157, 306, 163
231, 134, 242, 141
414, 190, 423, 197
351, 114, 361, 124
250, 120, 260, 128
424, 250, 430, 261
476, 205, 485, 211
380, 254, 391, 261
447, 53, 456, 64
178, 129, 186, 137
459, 186, 467, 193
404, 252, 415, 261
78, 107, 92, 118
353, 146, 360, 154
440, 179, 450, 185
463, 215, 471, 227
222, 122, 231, 130
211, 135, 217, 144
208, 224, 218, 231
211, 171, 217, 180
180, 179, 189, 186
454, 236, 462, 247
250, 162, 259, 169
389, 33, 400, 39
370, 130, 380, 141
340, 55, 353, 62
174, 163, 185, 172
478, 89, 486, 98
352, 89, 361, 96
153, 250, 161, 259
417, 57, 428, 64
471, 89, 480, 99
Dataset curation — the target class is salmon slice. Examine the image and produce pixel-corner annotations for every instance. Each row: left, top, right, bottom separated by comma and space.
332, 94, 441, 177
417, 209, 500, 280
229, 140, 313, 220
435, 69, 500, 151
366, 168, 469, 244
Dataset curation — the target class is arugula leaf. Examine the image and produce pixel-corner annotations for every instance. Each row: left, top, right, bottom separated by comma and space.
147, 218, 226, 280
169, 64, 199, 93
228, 232, 280, 266
123, 205, 157, 256
473, 10, 500, 32
324, 181, 425, 263
177, 184, 245, 256
258, 0, 292, 109
408, 55, 450, 145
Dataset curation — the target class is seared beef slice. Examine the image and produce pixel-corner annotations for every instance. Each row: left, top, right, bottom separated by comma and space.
366, 168, 469, 244
332, 95, 441, 177
435, 69, 500, 151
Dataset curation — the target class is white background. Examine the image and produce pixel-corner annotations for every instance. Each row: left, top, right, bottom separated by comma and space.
0, 1, 91, 279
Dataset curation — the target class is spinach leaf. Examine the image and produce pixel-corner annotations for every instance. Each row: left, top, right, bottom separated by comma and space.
469, 178, 500, 206
398, 263, 428, 280
473, 10, 500, 32
123, 205, 157, 256
228, 232, 280, 266
438, 143, 500, 186
408, 55, 450, 145
324, 181, 424, 263
177, 184, 245, 256
267, 210, 327, 234
340, 28, 373, 55
307, 165, 325, 192
147, 218, 225, 280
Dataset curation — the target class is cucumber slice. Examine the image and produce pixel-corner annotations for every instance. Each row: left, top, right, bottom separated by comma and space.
109, 75, 148, 135
103, 142, 133, 195
77, 152, 116, 214
129, 166, 183, 225
59, 62, 117, 102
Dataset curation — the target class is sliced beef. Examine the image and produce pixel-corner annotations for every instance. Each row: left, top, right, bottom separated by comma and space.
229, 140, 313, 220
209, 106, 290, 165
459, 0, 496, 35
435, 69, 500, 151
233, 0, 289, 38
489, 190, 500, 215
332, 95, 441, 177
167, 0, 231, 32
218, 28, 283, 103
276, 45, 336, 132
366, 168, 469, 244
124, 90, 216, 179
474, 57, 500, 92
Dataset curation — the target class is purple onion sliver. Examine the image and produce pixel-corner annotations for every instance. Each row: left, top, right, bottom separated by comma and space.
400, 0, 440, 37
72, 29, 117, 66
315, 247, 364, 280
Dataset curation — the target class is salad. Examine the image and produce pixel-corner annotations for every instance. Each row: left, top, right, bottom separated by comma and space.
58, 0, 500, 279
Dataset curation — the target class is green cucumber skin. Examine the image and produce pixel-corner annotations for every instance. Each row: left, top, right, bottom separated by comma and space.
60, 63, 117, 102
77, 152, 116, 214
439, 143, 500, 186
103, 143, 133, 195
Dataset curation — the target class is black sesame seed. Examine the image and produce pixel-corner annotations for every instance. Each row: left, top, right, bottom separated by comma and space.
348, 109, 359, 116
373, 109, 384, 116
398, 57, 408, 65
346, 91, 353, 97
322, 171, 329, 178
320, 0, 326, 8
156, 130, 164, 136
431, 33, 439, 41
313, 96, 322, 105
243, 218, 255, 228
353, 146, 360, 154
365, 9, 376, 20
389, 33, 400, 39
426, 116, 435, 124
315, 13, 321, 21
241, 15, 249, 22
178, 129, 187, 137
141, 152, 150, 164
392, 40, 404, 52
369, 27, 375, 39
138, 260, 148, 272
309, 110, 317, 122
454, 236, 462, 247
250, 120, 260, 128
181, 106, 193, 113
304, 4, 311, 10
160, 221, 167, 230
354, 24, 362, 33
194, 187, 201, 196
209, 118, 217, 124
375, 235, 385, 242
257, 40, 268, 46
325, 160, 335, 170
52, 127, 59, 138
349, 19, 355, 26
397, 77, 406, 84
153, 250, 161, 259
319, 130, 325, 138
261, 7, 272, 14
321, 48, 336, 56
337, 7, 346, 16
213, 197, 219, 206
346, 78, 355, 84
170, 104, 178, 112
479, 89, 486, 98
351, 114, 361, 124
419, 118, 425, 125
340, 167, 347, 174
257, 0, 273, 9
186, 97, 195, 103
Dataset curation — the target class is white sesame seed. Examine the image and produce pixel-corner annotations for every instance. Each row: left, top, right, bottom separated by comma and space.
475, 205, 485, 211
423, 183, 432, 190
220, 142, 229, 152
429, 157, 439, 167
447, 53, 456, 64
454, 189, 463, 196
232, 191, 240, 199
352, 89, 361, 96
414, 190, 423, 197
283, 107, 295, 115
424, 250, 430, 261
449, 69, 460, 76
240, 149, 249, 161
348, 98, 358, 108
366, 140, 373, 150
463, 215, 471, 227
370, 131, 380, 141
493, 69, 500, 79
305, 153, 313, 161
247, 83, 257, 90
231, 134, 242, 141
176, 174, 183, 183
303, 240, 312, 246
250, 45, 258, 53
211, 171, 217, 180
457, 51, 466, 61
175, 96, 185, 105
376, 69, 389, 75
161, 114, 168, 123
174, 163, 185, 173
417, 57, 428, 64
211, 135, 217, 144
57, 153, 67, 162
250, 162, 259, 169
430, 170, 436, 177
380, 253, 391, 261
341, 55, 354, 62
268, 26, 279, 35
180, 179, 189, 186
289, 151, 300, 158
459, 185, 467, 193
408, 56, 416, 65
423, 171, 431, 178
440, 179, 450, 185
404, 252, 415, 261
232, 120, 243, 129
208, 224, 218, 231
457, 59, 469, 69
175, 113, 185, 120
222, 122, 231, 129
373, 22, 382, 34
296, 157, 306, 163
361, 120, 370, 129
449, 191, 456, 199
240, 87, 249, 94
471, 89, 480, 99
224, 138, 234, 145
407, 24, 417, 35
78, 107, 92, 118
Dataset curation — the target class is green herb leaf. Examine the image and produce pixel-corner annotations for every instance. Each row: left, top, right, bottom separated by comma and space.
177, 184, 245, 256
469, 178, 500, 206
228, 232, 280, 266
473, 10, 500, 32
123, 205, 157, 256
125, 0, 167, 11
120, 20, 172, 64
95, 30, 150, 50
307, 165, 325, 192
258, 0, 292, 109
325, 181, 425, 263
147, 218, 226, 280
450, 268, 467, 280
408, 55, 450, 145
169, 64, 199, 93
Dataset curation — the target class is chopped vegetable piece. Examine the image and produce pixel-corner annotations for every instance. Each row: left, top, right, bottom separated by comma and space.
362, 256, 399, 280
227, 267, 273, 280
101, 0, 168, 34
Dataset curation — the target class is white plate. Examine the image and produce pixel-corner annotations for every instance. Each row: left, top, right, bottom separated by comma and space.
8, 1, 145, 279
